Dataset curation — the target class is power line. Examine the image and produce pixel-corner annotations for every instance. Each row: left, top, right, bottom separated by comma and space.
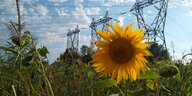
0, 12, 131, 16
166, 32, 189, 46
23, 4, 133, 8
130, 0, 168, 49
0, 2, 133, 8
165, 19, 191, 48
0, 18, 135, 27
167, 16, 192, 37
19, 0, 134, 6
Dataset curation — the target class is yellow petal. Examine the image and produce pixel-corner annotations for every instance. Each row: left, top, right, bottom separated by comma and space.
92, 21, 151, 84
130, 68, 137, 80
115, 21, 123, 32
110, 23, 121, 37
96, 30, 111, 41
111, 64, 119, 79
92, 63, 102, 67
117, 65, 123, 83
122, 64, 128, 80
123, 26, 128, 35
134, 43, 148, 49
95, 40, 109, 48
127, 22, 135, 35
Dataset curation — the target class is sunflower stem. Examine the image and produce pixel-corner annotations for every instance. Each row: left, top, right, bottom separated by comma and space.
115, 85, 125, 96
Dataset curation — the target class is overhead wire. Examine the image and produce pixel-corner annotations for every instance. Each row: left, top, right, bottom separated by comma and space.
20, 1, 134, 7
0, 13, 127, 17
167, 15, 192, 37
0, 0, 158, 38
1, 0, 190, 55
165, 16, 191, 48
0, 1, 133, 8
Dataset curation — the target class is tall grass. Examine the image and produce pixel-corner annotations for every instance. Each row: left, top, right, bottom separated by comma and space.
0, 31, 192, 96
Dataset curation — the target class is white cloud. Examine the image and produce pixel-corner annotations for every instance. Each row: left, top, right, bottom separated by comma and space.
48, 0, 67, 2
0, 0, 96, 63
27, 15, 52, 25
169, 0, 192, 8
77, 0, 84, 2
90, 0, 190, 8
186, 11, 192, 16
36, 4, 49, 16
89, 0, 104, 2
55, 8, 68, 17
29, 8, 35, 14
28, 9, 91, 62
20, 3, 28, 15
89, 0, 135, 3
182, 0, 191, 7
84, 7, 100, 15
0, 0, 29, 44
74, 0, 84, 7
0, 0, 17, 14
21, 0, 34, 3
89, 0, 135, 6
71, 7, 91, 27
79, 34, 91, 46
110, 0, 124, 3
147, 10, 152, 14
79, 34, 91, 53
118, 16, 125, 26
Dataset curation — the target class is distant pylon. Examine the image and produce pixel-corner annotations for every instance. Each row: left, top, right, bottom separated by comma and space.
130, 0, 169, 49
67, 25, 80, 52
90, 11, 112, 46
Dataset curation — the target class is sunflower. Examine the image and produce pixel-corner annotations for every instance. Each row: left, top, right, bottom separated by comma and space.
92, 21, 152, 83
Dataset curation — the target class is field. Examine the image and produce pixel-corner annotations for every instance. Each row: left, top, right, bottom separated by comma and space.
1, 0, 192, 96
0, 29, 192, 96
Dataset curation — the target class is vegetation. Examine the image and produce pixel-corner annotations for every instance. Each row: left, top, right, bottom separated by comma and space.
1, 38, 192, 96
0, 30, 192, 96
0, 1, 192, 95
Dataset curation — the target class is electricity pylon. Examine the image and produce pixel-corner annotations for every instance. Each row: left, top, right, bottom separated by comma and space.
60, 25, 80, 52
130, 0, 169, 49
67, 25, 80, 52
90, 11, 112, 46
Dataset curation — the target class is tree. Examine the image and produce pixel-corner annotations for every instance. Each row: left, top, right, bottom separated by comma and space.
58, 48, 80, 63
80, 45, 92, 63
148, 43, 170, 62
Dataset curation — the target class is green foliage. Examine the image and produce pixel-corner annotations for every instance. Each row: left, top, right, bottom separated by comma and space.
146, 80, 155, 90
159, 65, 178, 77
1, 32, 192, 96
138, 70, 160, 79
38, 46, 49, 58
80, 45, 92, 63
93, 79, 116, 88
58, 48, 80, 63
148, 43, 170, 62
0, 31, 53, 96
0, 46, 18, 55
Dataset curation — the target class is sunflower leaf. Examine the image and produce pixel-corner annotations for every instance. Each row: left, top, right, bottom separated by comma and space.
87, 69, 94, 78
159, 65, 179, 77
147, 80, 155, 90
139, 70, 160, 79
37, 46, 49, 58
109, 94, 119, 96
0, 46, 18, 55
93, 79, 116, 88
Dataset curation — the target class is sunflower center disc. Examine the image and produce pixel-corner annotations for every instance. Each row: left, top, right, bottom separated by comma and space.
109, 38, 134, 64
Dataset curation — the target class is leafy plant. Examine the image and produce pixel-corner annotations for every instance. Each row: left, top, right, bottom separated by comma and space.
0, 31, 53, 96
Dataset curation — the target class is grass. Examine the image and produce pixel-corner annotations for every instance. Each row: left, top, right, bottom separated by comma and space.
0, 31, 192, 96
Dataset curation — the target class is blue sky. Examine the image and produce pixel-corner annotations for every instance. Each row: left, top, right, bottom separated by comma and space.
0, 0, 192, 63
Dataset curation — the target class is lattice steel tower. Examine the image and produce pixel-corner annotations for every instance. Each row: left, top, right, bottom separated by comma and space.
130, 0, 169, 49
66, 25, 80, 52
90, 11, 112, 46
